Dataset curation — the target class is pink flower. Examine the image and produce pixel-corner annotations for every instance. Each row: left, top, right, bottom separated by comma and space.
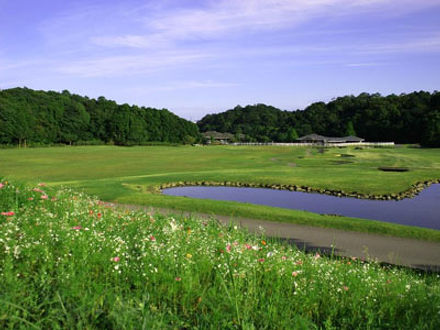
27, 197, 34, 201
281, 256, 287, 261
314, 253, 321, 260
175, 277, 182, 281
226, 244, 232, 252
41, 195, 48, 200
33, 188, 43, 193
258, 258, 265, 263
112, 257, 120, 262
72, 226, 82, 230
38, 183, 46, 187
1, 211, 15, 216
0, 183, 4, 189
343, 286, 349, 291
150, 235, 156, 242
292, 271, 299, 277
245, 244, 252, 250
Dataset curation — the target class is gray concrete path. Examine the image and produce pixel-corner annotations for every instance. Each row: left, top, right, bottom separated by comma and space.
110, 203, 440, 271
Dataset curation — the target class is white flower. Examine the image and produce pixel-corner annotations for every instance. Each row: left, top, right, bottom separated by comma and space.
169, 220, 178, 232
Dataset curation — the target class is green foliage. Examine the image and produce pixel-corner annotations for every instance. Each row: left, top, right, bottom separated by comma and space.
345, 121, 356, 136
1, 180, 440, 328
287, 127, 299, 142
182, 134, 196, 145
197, 91, 440, 146
0, 87, 200, 146
421, 111, 440, 147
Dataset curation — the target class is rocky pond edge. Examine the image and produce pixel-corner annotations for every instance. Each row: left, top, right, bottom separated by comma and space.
157, 178, 440, 201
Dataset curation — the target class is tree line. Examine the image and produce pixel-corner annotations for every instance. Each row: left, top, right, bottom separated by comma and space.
197, 91, 440, 147
0, 88, 200, 146
1, 88, 439, 147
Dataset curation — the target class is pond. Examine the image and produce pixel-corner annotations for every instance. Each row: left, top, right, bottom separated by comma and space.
162, 184, 440, 230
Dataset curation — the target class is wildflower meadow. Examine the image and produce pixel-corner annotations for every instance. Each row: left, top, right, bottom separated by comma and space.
1, 179, 439, 328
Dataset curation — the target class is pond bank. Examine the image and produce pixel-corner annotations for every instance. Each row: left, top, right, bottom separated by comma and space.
157, 178, 440, 200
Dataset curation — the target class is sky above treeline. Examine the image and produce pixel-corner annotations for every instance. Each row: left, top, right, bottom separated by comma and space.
1, 0, 440, 120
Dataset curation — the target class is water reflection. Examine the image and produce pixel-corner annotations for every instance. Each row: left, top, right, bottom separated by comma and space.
163, 185, 440, 230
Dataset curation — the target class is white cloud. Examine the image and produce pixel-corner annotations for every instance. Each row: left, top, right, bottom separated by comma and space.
56, 52, 211, 77
357, 33, 440, 54
91, 35, 161, 49
91, 0, 440, 49
346, 62, 382, 67
147, 80, 240, 92
9, 0, 436, 80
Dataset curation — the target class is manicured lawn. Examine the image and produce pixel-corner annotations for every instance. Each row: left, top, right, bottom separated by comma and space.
1, 145, 439, 240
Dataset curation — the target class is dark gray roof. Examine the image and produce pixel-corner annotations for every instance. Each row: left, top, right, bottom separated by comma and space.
298, 134, 364, 143
298, 134, 327, 141
202, 131, 234, 140
342, 136, 364, 142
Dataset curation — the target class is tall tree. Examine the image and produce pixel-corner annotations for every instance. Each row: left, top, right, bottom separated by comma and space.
345, 121, 356, 136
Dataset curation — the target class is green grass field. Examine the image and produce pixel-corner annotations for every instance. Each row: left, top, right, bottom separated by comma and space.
1, 181, 439, 328
1, 145, 440, 240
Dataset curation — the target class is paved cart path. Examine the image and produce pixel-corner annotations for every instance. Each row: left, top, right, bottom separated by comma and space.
110, 203, 440, 271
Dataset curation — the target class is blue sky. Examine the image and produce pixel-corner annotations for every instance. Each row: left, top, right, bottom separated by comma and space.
1, 0, 440, 120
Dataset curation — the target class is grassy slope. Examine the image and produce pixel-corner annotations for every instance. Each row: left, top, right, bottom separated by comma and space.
0, 145, 439, 241
1, 181, 440, 328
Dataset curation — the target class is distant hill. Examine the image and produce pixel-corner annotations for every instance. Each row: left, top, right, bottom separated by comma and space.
0, 87, 200, 146
197, 91, 440, 146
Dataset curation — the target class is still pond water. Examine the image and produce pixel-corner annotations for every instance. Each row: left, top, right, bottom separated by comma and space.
163, 184, 440, 230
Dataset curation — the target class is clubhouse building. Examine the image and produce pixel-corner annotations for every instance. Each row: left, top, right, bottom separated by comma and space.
298, 134, 365, 144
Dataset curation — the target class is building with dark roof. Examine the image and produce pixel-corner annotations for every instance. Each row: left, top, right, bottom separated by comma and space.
298, 134, 364, 144
202, 131, 235, 144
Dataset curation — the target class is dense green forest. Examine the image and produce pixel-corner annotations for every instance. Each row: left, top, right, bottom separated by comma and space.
197, 91, 440, 147
1, 88, 439, 147
0, 87, 200, 146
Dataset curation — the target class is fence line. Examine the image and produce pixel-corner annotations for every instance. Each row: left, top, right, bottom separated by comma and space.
230, 142, 395, 147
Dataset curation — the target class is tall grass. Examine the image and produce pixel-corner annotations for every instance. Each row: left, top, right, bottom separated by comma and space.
1, 179, 439, 328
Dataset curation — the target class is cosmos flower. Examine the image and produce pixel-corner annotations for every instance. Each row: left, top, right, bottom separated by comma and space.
1, 211, 15, 216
